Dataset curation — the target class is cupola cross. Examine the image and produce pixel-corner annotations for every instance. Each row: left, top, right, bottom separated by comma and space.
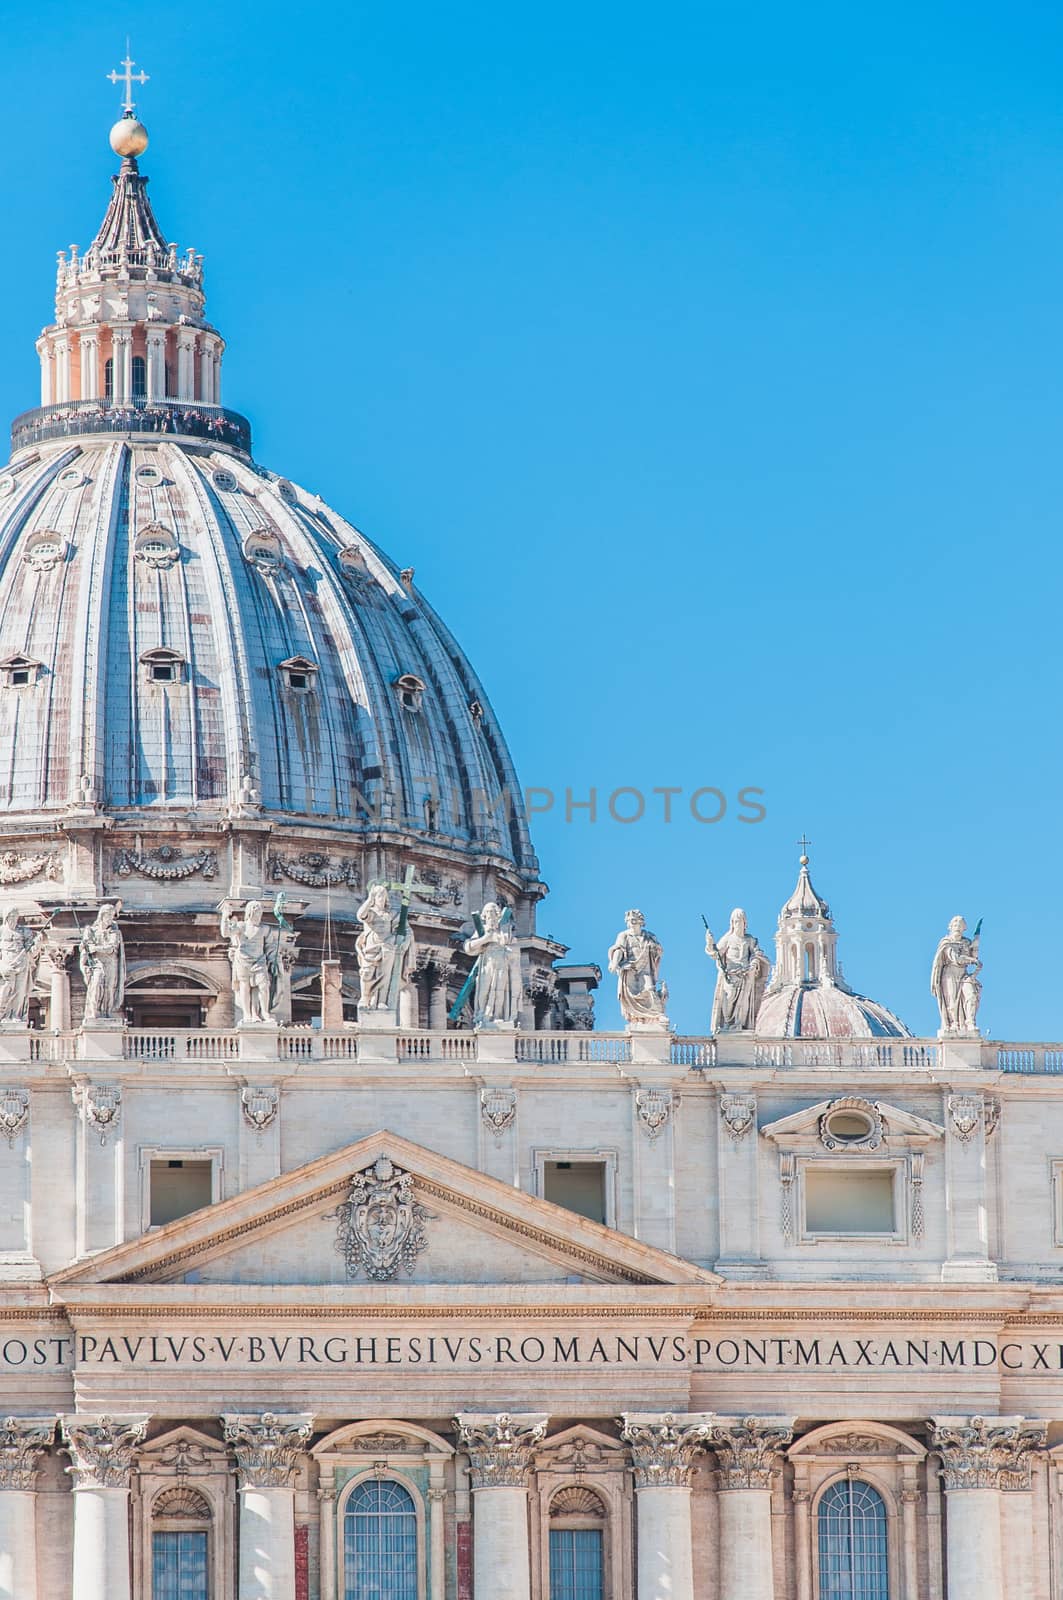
107, 50, 149, 114
796, 832, 813, 860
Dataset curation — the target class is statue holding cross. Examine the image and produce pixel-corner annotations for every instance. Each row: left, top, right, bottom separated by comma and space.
355, 867, 427, 1022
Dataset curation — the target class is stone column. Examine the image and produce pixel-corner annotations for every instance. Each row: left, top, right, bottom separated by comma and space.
223, 1412, 314, 1600
145, 330, 167, 402
176, 330, 197, 402
111, 329, 132, 403
36, 338, 54, 406
54, 337, 71, 404
930, 1415, 1046, 1600
620, 1413, 715, 1600
79, 333, 100, 402
709, 1416, 794, 1600
792, 1488, 812, 1600
61, 1414, 148, 1600
0, 1417, 54, 1600
455, 1412, 548, 1600
47, 943, 73, 1032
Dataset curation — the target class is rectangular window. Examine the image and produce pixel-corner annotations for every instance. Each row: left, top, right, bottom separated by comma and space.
804, 1168, 896, 1235
550, 1528, 604, 1600
543, 1161, 607, 1225
152, 1530, 208, 1600
149, 1159, 214, 1227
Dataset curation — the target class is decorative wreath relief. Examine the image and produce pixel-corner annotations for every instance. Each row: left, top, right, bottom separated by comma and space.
333, 1156, 433, 1282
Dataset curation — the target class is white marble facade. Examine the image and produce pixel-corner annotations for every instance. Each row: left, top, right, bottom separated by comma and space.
3, 88, 1063, 1600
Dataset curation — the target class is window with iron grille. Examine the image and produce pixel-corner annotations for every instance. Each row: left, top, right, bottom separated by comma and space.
549, 1527, 604, 1600
152, 1529, 208, 1600
817, 1478, 888, 1600
343, 1477, 418, 1600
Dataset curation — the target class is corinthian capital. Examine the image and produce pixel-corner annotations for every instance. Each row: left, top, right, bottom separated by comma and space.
455, 1412, 549, 1488
619, 1412, 715, 1488
709, 1415, 795, 1490
0, 1417, 54, 1489
929, 1415, 1047, 1491
60, 1414, 148, 1489
222, 1412, 314, 1489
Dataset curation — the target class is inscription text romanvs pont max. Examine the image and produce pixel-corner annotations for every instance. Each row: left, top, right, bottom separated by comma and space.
9, 1327, 1063, 1373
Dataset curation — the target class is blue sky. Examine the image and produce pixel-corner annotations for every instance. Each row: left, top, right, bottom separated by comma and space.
2, 2, 1062, 1036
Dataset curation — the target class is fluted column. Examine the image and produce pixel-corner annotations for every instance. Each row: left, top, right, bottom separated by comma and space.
54, 337, 71, 403
145, 330, 167, 402
620, 1413, 714, 1600
79, 332, 100, 401
61, 1414, 148, 1600
709, 1416, 794, 1600
930, 1415, 1046, 1600
0, 1417, 53, 1600
176, 329, 197, 402
223, 1412, 314, 1600
456, 1412, 548, 1600
111, 329, 132, 403
199, 338, 217, 403
36, 338, 54, 406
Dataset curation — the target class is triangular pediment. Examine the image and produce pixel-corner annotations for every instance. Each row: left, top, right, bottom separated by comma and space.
761, 1095, 944, 1145
52, 1130, 716, 1290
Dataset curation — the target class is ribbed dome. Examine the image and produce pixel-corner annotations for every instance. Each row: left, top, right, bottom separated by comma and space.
756, 856, 910, 1039
0, 435, 537, 874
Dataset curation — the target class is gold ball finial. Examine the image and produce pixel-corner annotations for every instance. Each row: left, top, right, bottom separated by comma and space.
109, 114, 149, 158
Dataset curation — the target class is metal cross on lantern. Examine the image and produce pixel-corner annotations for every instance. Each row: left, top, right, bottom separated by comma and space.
107, 49, 149, 115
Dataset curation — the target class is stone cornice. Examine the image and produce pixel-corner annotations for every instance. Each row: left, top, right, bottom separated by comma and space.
929, 1415, 1047, 1491
222, 1412, 314, 1490
0, 1417, 54, 1488
60, 1414, 148, 1489
709, 1415, 795, 1489
619, 1412, 715, 1488
455, 1412, 549, 1488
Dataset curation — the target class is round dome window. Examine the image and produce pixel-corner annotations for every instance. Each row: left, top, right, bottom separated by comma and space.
58, 468, 87, 491
0, 475, 15, 498
136, 463, 164, 486
212, 468, 238, 492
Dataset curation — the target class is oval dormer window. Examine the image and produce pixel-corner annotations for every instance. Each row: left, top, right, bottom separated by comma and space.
243, 529, 284, 576
394, 673, 426, 713
23, 529, 68, 572
819, 1099, 883, 1151
134, 524, 181, 571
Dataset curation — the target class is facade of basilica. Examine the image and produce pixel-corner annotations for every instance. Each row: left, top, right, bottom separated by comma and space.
0, 81, 1059, 1600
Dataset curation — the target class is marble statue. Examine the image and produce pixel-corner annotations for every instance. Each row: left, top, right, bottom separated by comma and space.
79, 902, 126, 1022
705, 908, 771, 1033
463, 902, 522, 1026
221, 900, 281, 1025
608, 909, 668, 1026
355, 883, 415, 1014
931, 915, 982, 1035
0, 910, 45, 1024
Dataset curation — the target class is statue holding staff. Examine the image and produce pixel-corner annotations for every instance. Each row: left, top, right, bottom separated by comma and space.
704, 907, 770, 1033
931, 915, 982, 1035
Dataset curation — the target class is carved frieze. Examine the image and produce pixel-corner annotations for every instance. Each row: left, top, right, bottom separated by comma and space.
241, 1086, 279, 1134
416, 868, 464, 908
268, 851, 359, 890
60, 1415, 148, 1489
0, 1089, 29, 1147
455, 1412, 549, 1487
619, 1413, 714, 1488
930, 1415, 1046, 1491
114, 845, 218, 881
0, 850, 60, 885
0, 1417, 53, 1489
333, 1156, 433, 1282
636, 1087, 677, 1141
222, 1413, 314, 1490
820, 1434, 893, 1454
708, 1416, 795, 1490
480, 1087, 516, 1142
720, 1092, 756, 1140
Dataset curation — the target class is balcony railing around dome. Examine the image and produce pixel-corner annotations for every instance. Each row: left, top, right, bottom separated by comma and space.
10, 397, 252, 455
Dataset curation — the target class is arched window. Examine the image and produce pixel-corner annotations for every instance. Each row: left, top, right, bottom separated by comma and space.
549, 1486, 606, 1600
152, 1485, 211, 1600
132, 355, 147, 399
818, 1479, 888, 1600
343, 1478, 418, 1600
